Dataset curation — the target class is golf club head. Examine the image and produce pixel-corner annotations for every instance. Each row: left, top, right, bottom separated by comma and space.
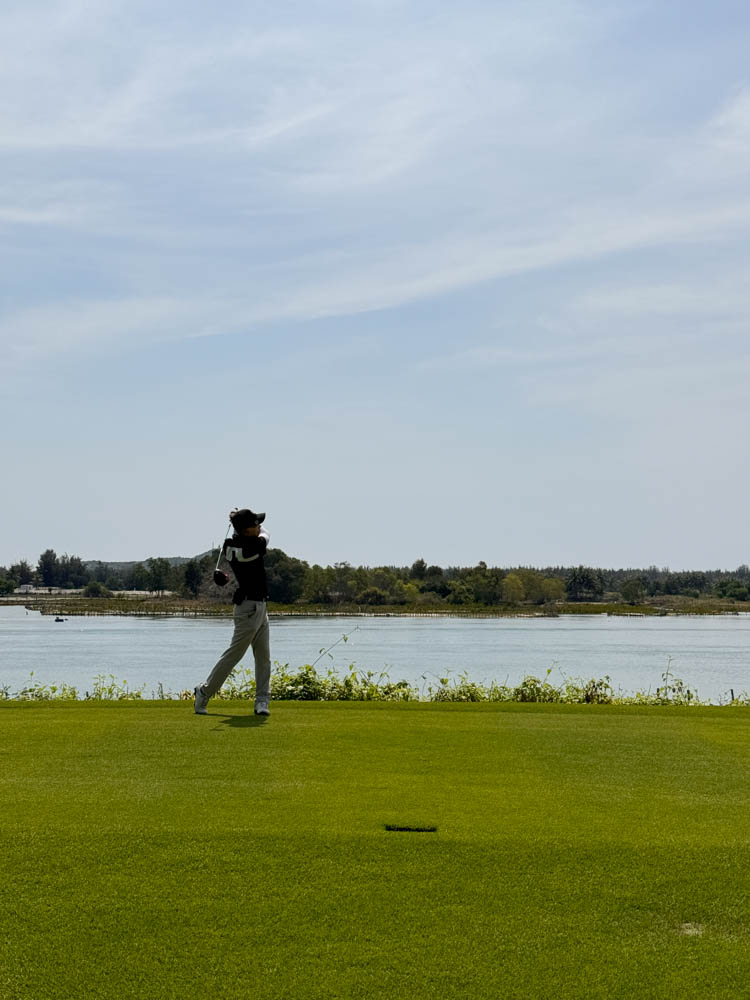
213, 570, 229, 587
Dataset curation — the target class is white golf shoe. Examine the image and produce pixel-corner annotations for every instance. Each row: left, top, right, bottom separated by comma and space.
254, 699, 270, 716
194, 685, 209, 715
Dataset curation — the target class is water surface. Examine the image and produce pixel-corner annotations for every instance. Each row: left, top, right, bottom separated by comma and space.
1, 606, 748, 701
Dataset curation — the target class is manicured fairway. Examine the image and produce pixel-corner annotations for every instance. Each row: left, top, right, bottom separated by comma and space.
1, 702, 749, 999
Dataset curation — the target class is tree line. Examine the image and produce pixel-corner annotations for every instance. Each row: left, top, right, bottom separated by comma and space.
2, 549, 750, 605
0, 551, 186, 597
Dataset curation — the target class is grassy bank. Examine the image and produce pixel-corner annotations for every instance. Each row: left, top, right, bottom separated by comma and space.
2, 701, 749, 999
2, 593, 746, 617
5, 657, 746, 705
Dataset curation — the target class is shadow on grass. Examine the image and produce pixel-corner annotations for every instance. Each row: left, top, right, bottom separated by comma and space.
209, 712, 269, 729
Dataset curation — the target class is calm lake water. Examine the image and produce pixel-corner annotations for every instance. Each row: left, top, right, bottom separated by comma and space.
1, 606, 749, 701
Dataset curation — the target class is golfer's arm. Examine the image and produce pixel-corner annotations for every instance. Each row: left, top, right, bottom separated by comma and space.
218, 544, 234, 576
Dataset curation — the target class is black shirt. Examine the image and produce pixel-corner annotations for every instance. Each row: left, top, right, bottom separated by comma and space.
220, 529, 269, 601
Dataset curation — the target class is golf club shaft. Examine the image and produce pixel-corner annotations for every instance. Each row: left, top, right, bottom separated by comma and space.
214, 521, 232, 571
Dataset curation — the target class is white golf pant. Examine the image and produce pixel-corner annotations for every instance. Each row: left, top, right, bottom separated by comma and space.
203, 599, 271, 700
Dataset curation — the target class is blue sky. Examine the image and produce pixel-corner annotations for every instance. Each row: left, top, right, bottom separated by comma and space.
2, 0, 749, 570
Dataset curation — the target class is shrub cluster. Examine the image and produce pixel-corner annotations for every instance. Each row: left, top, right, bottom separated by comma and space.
2, 664, 747, 706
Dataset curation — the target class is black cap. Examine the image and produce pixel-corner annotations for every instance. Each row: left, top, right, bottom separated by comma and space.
230, 508, 266, 531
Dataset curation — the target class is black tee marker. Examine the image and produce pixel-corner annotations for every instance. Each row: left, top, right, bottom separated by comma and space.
385, 824, 438, 833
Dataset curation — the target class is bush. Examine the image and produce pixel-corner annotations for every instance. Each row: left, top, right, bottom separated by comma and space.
426, 672, 511, 702
0, 661, 711, 705
83, 581, 113, 598
357, 587, 389, 606
512, 673, 562, 702
203, 663, 419, 703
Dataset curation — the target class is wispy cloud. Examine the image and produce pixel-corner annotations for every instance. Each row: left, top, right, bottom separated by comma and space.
3, 191, 750, 368
709, 85, 750, 153
0, 205, 72, 226
573, 278, 750, 322
2, 2, 750, 383
3, 0, 750, 568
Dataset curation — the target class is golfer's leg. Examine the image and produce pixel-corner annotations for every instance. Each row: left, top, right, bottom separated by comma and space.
251, 607, 271, 701
203, 611, 254, 697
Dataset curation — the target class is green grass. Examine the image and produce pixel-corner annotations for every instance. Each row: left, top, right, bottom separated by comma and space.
2, 702, 750, 999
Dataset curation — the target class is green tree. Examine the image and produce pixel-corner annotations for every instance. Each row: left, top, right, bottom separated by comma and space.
447, 581, 473, 605
388, 580, 409, 605
515, 569, 546, 604
0, 578, 15, 595
410, 558, 427, 580
90, 562, 110, 584
147, 558, 171, 594
541, 577, 565, 603
332, 562, 357, 603
716, 580, 749, 601
167, 563, 187, 594
502, 573, 525, 604
621, 578, 646, 605
182, 559, 202, 598
37, 549, 59, 587
266, 550, 308, 604
8, 560, 33, 585
420, 565, 450, 598
372, 568, 398, 595
302, 565, 336, 604
125, 562, 150, 591
357, 586, 389, 605
83, 581, 112, 598
58, 554, 89, 588
464, 563, 501, 605
565, 566, 604, 602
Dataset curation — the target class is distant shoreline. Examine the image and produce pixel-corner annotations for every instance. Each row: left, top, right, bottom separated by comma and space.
2, 594, 747, 619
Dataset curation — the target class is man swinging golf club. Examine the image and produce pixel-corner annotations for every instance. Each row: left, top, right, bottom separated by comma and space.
194, 507, 271, 716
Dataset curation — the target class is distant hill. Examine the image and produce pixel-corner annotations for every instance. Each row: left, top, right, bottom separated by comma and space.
84, 552, 213, 574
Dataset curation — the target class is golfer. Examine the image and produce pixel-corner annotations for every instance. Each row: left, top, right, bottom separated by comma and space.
194, 508, 271, 716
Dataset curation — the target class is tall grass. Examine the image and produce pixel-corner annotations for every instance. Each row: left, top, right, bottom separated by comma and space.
2, 662, 748, 705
